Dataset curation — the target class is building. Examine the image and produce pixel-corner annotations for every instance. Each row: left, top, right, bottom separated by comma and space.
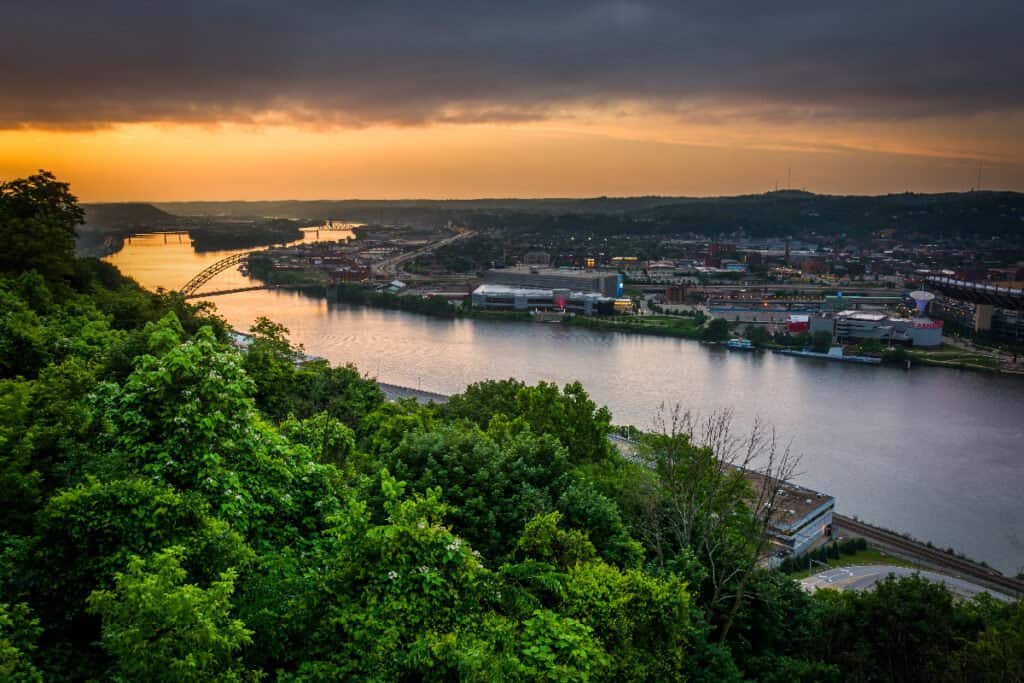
810, 311, 943, 347
471, 284, 615, 315
991, 308, 1024, 342
743, 470, 835, 557
822, 295, 904, 311
484, 266, 622, 297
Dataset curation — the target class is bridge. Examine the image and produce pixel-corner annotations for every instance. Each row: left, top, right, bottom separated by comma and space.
181, 283, 326, 300
178, 229, 473, 298
924, 276, 1024, 310
179, 251, 255, 297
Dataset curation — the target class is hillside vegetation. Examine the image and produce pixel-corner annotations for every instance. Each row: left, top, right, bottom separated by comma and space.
2, 172, 1022, 681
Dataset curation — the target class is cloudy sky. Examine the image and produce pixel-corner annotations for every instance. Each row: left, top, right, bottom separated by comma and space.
2, 1, 1022, 200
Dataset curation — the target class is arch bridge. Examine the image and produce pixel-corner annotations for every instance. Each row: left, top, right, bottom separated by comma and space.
179, 251, 256, 297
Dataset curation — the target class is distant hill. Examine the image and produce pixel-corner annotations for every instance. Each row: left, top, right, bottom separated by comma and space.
82, 203, 178, 230
152, 191, 1024, 240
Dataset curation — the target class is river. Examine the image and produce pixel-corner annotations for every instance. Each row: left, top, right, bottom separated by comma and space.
105, 233, 1024, 574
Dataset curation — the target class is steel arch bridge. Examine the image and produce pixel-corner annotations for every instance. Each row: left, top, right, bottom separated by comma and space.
179, 251, 255, 296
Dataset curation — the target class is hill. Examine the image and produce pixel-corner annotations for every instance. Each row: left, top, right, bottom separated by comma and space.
155, 191, 1024, 240
82, 202, 178, 230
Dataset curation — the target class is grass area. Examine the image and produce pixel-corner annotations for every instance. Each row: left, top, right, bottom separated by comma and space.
908, 345, 1002, 371
788, 547, 920, 579
566, 314, 704, 339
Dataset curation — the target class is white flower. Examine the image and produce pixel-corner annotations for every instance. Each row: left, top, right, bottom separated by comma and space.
418, 566, 430, 574
387, 570, 399, 581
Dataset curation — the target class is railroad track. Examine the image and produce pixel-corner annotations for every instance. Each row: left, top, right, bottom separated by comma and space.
834, 513, 1023, 598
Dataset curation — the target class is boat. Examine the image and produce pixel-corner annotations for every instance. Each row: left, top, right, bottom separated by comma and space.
726, 338, 756, 350
531, 309, 567, 323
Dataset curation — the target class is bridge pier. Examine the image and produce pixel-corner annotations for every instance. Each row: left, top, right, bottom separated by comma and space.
975, 304, 994, 333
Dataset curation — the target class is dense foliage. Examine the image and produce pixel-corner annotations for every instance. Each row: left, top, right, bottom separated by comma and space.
1, 173, 1022, 681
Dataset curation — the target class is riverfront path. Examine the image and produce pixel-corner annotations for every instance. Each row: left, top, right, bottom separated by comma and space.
801, 565, 1014, 602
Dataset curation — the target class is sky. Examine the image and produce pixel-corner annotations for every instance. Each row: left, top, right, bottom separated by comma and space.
2, 1, 1023, 201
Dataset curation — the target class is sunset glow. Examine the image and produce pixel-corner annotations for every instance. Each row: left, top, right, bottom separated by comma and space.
3, 2, 1022, 199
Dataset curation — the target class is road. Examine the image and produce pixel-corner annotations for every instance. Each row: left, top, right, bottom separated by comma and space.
801, 565, 1014, 602
372, 229, 476, 278
834, 514, 1024, 598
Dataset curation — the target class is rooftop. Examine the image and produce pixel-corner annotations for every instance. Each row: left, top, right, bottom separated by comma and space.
489, 266, 616, 279
473, 283, 611, 301
741, 469, 835, 532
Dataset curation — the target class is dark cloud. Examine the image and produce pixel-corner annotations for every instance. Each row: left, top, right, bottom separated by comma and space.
1, 1, 1021, 129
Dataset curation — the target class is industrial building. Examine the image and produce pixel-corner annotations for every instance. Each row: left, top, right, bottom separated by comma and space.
743, 470, 835, 557
471, 284, 615, 315
809, 311, 943, 347
484, 266, 623, 298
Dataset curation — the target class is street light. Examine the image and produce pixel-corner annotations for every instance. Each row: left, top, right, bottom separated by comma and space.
808, 557, 830, 573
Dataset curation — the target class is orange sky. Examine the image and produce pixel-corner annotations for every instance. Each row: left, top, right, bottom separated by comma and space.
2, 108, 1022, 201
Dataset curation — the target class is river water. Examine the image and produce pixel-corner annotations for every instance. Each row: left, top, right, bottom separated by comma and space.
106, 233, 1024, 574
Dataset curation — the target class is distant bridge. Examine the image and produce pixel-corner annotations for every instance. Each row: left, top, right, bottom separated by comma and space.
924, 276, 1024, 310
182, 283, 323, 300
179, 251, 255, 296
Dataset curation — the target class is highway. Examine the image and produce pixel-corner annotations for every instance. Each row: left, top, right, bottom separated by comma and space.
372, 228, 476, 278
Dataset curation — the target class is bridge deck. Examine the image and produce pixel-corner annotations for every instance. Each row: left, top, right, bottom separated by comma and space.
925, 277, 1024, 310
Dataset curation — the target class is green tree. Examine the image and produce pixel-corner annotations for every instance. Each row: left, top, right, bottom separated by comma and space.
0, 602, 43, 682
516, 511, 597, 568
744, 325, 771, 348
810, 330, 834, 353
702, 318, 731, 342
442, 380, 614, 465
0, 171, 84, 283
88, 546, 256, 682
379, 420, 569, 560
954, 599, 1024, 681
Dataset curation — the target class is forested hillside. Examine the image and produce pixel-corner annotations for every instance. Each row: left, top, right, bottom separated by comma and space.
2, 172, 1022, 681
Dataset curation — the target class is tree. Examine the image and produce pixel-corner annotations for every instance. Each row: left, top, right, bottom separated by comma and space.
560, 562, 691, 682
702, 318, 731, 342
242, 317, 384, 425
810, 330, 833, 353
954, 599, 1024, 681
744, 325, 771, 348
378, 420, 570, 560
809, 575, 984, 682
88, 546, 256, 682
0, 171, 84, 282
441, 380, 614, 465
632, 408, 799, 644
0, 602, 43, 682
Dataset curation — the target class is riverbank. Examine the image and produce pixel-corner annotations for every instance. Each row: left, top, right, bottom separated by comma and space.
246, 278, 1017, 375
